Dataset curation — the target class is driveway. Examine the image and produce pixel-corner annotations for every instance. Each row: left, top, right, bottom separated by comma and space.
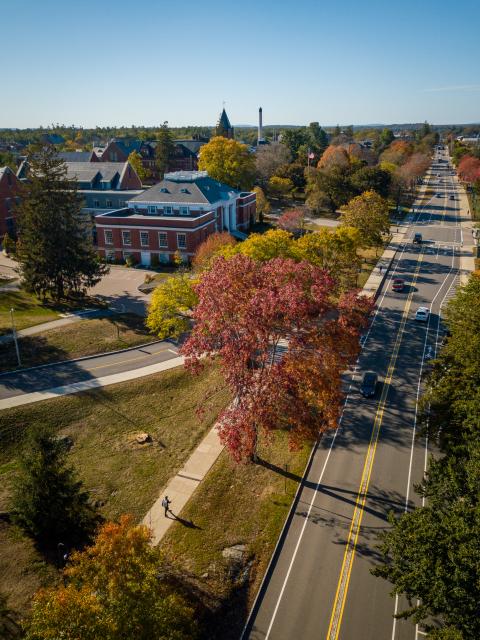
89, 265, 155, 316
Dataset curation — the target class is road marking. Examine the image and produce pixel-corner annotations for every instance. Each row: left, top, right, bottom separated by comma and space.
84, 349, 171, 372
326, 251, 424, 640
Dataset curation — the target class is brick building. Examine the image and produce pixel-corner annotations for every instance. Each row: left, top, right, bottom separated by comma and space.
95, 170, 256, 265
0, 167, 21, 241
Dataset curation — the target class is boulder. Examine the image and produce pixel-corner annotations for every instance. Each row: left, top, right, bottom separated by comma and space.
136, 432, 153, 444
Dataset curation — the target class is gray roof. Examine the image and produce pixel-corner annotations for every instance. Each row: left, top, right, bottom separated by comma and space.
130, 171, 241, 205
173, 139, 206, 154
64, 161, 126, 183
58, 151, 94, 162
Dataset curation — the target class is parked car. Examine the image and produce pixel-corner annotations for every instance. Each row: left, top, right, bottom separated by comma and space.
413, 233, 423, 244
449, 195, 455, 200
415, 307, 430, 322
360, 372, 378, 398
392, 278, 405, 292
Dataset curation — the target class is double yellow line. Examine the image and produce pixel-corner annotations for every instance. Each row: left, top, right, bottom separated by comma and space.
326, 250, 424, 640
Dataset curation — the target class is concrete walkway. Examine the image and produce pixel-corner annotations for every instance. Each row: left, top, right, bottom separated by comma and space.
0, 356, 184, 411
143, 424, 224, 545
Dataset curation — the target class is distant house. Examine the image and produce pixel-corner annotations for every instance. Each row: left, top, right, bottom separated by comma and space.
0, 167, 21, 240
40, 133, 65, 145
58, 151, 98, 163
95, 170, 256, 265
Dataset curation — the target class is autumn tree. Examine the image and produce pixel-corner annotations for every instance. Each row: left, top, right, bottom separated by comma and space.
350, 166, 392, 198
317, 145, 350, 171
379, 140, 413, 166
198, 136, 256, 190
26, 516, 197, 640
457, 155, 480, 183
128, 150, 149, 182
277, 207, 307, 233
255, 142, 291, 182
306, 165, 355, 213
379, 128, 395, 148
253, 185, 270, 222
11, 426, 99, 552
398, 153, 430, 189
236, 229, 295, 262
16, 145, 108, 300
181, 255, 373, 461
294, 226, 361, 287
267, 175, 293, 197
146, 273, 198, 340
155, 121, 175, 178
192, 232, 236, 272
339, 190, 390, 248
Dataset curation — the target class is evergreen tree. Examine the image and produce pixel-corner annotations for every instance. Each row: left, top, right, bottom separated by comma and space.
16, 144, 108, 301
11, 426, 99, 552
155, 121, 175, 178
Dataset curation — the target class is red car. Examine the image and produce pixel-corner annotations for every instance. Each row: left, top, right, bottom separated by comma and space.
392, 278, 405, 292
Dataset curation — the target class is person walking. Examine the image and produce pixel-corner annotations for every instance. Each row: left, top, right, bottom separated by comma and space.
161, 495, 171, 518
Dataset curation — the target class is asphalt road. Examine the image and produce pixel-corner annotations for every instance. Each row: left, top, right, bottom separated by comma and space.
0, 340, 179, 399
244, 150, 467, 640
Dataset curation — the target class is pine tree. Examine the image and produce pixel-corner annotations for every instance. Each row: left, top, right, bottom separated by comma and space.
16, 144, 108, 301
155, 121, 175, 178
11, 426, 99, 552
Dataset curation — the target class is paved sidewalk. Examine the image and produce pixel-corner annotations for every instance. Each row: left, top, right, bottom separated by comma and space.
0, 309, 110, 345
143, 424, 224, 545
0, 356, 184, 411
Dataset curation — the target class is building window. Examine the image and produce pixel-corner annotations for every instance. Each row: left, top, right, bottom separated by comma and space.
148, 205, 156, 214
177, 233, 187, 250
93, 199, 100, 208
106, 200, 113, 208
105, 250, 115, 262
140, 231, 149, 247
104, 229, 113, 245
122, 230, 132, 246
158, 232, 168, 248
164, 205, 173, 215
179, 206, 189, 216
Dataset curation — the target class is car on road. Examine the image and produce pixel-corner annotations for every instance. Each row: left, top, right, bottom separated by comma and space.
449, 194, 455, 200
392, 278, 405, 292
413, 233, 423, 244
360, 372, 378, 398
415, 307, 430, 322
436, 193, 442, 198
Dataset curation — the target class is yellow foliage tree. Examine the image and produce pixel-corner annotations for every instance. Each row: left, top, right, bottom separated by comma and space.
26, 516, 196, 640
198, 136, 256, 190
339, 190, 391, 248
146, 273, 198, 340
237, 229, 295, 262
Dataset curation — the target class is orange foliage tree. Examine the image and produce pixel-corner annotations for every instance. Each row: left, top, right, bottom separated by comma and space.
318, 145, 350, 170
192, 231, 237, 271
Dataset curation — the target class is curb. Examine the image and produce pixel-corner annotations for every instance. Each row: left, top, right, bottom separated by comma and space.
0, 339, 169, 378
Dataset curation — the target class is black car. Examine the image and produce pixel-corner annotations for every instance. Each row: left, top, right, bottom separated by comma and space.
360, 372, 378, 398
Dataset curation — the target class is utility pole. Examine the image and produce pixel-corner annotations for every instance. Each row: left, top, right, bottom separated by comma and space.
10, 308, 21, 367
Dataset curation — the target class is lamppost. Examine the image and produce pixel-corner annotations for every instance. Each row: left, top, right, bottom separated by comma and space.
10, 308, 21, 367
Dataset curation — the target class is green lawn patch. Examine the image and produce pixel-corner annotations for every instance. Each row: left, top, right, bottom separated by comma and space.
0, 289, 60, 336
0, 363, 229, 620
0, 313, 154, 373
159, 432, 312, 639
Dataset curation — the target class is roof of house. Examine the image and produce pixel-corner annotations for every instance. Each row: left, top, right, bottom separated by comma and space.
58, 151, 94, 162
173, 139, 206, 155
64, 162, 127, 184
130, 171, 241, 205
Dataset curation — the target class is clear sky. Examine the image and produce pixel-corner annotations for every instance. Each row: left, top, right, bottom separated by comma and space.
2, 0, 479, 128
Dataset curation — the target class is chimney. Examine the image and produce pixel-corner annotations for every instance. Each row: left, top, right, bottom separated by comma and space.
258, 107, 263, 145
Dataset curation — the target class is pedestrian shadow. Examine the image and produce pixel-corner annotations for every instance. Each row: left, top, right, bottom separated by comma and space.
169, 512, 202, 530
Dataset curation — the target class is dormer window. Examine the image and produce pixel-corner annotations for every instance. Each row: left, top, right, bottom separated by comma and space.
180, 188, 189, 193
164, 206, 173, 215
160, 187, 169, 193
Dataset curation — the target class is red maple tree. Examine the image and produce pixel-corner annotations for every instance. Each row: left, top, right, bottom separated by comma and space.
458, 155, 480, 183
277, 207, 306, 233
181, 254, 373, 462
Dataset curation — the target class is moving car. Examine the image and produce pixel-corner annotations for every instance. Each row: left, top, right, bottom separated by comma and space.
360, 372, 378, 398
415, 307, 430, 322
392, 278, 405, 292
413, 233, 422, 244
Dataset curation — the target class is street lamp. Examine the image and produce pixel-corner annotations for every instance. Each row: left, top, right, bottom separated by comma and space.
10, 308, 21, 367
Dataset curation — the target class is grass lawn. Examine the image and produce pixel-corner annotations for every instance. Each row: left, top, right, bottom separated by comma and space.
0, 363, 230, 620
357, 246, 382, 288
0, 289, 61, 336
0, 313, 154, 373
159, 432, 312, 639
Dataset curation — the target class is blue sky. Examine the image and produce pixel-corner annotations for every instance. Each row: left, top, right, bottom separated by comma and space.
2, 0, 479, 128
